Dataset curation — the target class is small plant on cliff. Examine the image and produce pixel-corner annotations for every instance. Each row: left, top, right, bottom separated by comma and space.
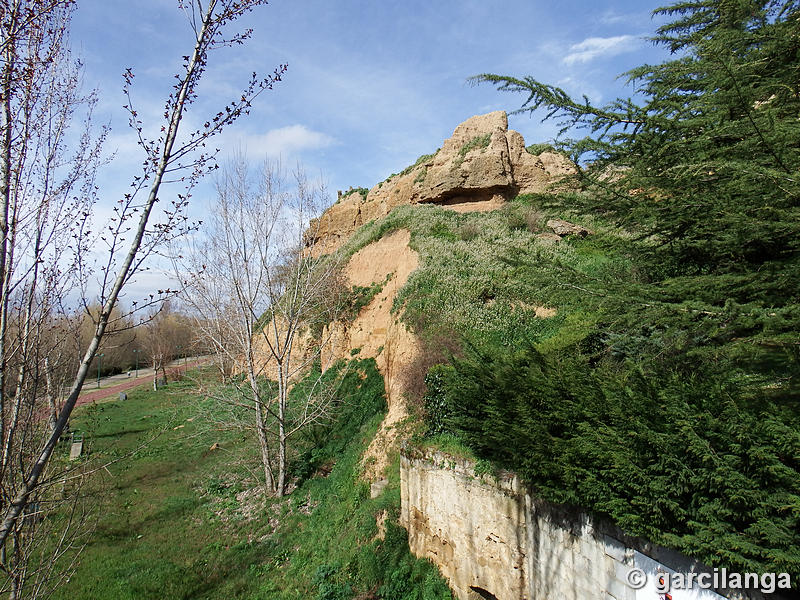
459, 134, 491, 156
339, 187, 369, 202
378, 150, 439, 187
399, 150, 438, 177
525, 142, 562, 155
345, 274, 392, 322
453, 134, 491, 169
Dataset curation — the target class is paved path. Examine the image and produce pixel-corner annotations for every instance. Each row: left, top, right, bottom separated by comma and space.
76, 358, 207, 406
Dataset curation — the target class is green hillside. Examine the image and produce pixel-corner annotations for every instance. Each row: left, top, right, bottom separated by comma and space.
405, 0, 800, 582
51, 366, 452, 600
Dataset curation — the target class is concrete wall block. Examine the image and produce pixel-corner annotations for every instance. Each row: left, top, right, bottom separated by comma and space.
606, 577, 632, 600
603, 534, 627, 562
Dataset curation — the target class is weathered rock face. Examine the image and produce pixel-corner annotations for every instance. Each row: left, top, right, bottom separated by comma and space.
401, 451, 529, 600
417, 111, 514, 203
546, 218, 593, 237
306, 111, 576, 256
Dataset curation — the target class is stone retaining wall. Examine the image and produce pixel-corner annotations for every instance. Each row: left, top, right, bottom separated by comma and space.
400, 449, 781, 600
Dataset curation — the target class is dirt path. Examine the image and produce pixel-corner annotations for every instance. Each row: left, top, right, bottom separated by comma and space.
76, 359, 207, 406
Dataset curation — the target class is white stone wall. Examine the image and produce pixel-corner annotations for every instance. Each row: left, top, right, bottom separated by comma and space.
400, 452, 528, 600
524, 502, 634, 600
400, 450, 776, 600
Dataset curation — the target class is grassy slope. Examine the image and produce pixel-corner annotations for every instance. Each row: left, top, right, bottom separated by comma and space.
49, 195, 637, 600
52, 364, 451, 600
340, 197, 799, 579
338, 193, 630, 357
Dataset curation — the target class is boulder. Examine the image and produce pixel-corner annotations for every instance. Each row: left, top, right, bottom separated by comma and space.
546, 219, 593, 237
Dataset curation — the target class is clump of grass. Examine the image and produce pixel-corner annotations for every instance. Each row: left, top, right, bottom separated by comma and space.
378, 150, 438, 187
524, 207, 545, 232
344, 273, 392, 321
453, 134, 491, 169
400, 151, 437, 177
338, 187, 369, 202
457, 221, 481, 241
505, 207, 528, 231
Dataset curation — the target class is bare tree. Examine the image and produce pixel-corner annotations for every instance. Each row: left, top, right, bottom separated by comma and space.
139, 300, 192, 390
0, 0, 285, 596
177, 156, 348, 497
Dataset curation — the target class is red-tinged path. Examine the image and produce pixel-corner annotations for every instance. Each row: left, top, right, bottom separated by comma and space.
76, 358, 207, 407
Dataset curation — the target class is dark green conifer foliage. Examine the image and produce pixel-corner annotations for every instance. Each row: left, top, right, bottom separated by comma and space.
438, 343, 800, 578
434, 0, 800, 583
475, 0, 800, 276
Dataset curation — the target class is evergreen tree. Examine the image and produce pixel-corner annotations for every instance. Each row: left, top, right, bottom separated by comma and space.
475, 0, 800, 277
474, 0, 800, 390
435, 0, 800, 583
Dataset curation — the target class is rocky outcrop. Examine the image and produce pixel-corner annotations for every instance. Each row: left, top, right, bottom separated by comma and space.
546, 218, 593, 237
306, 111, 576, 256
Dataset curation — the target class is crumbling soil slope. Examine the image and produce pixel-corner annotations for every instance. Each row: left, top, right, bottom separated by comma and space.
332, 229, 419, 479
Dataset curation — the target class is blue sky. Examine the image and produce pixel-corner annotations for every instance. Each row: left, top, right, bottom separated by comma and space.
69, 0, 671, 298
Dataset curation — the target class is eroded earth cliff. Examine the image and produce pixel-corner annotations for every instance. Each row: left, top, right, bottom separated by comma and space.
305, 111, 575, 257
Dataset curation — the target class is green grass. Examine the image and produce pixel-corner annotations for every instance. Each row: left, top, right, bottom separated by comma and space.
378, 150, 438, 187
327, 195, 634, 362
51, 363, 451, 600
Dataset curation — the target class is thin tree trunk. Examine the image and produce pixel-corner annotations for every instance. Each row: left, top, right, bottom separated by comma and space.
45, 358, 57, 433
246, 345, 275, 493
276, 363, 287, 498
0, 3, 215, 548
0, 5, 18, 489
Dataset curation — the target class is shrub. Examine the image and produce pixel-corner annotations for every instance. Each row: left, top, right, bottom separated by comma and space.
422, 364, 454, 436
525, 142, 557, 155
524, 207, 544, 233
456, 221, 481, 241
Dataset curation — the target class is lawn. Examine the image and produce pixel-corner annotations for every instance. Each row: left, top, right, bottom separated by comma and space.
51, 363, 451, 600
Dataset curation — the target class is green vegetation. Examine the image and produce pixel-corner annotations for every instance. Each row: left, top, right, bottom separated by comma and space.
51, 364, 452, 600
378, 150, 438, 187
525, 143, 561, 155
458, 134, 491, 157
339, 187, 369, 203
344, 274, 392, 322
416, 0, 800, 583
399, 151, 437, 177
53, 2, 799, 592
316, 0, 800, 584
453, 134, 491, 169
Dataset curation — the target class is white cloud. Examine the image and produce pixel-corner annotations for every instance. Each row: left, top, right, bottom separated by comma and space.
599, 10, 627, 25
563, 35, 639, 65
237, 125, 335, 158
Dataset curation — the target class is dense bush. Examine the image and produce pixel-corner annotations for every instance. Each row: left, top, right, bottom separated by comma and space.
434, 343, 800, 576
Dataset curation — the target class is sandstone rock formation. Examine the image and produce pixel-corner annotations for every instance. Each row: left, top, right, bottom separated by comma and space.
546, 218, 593, 237
306, 111, 576, 256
